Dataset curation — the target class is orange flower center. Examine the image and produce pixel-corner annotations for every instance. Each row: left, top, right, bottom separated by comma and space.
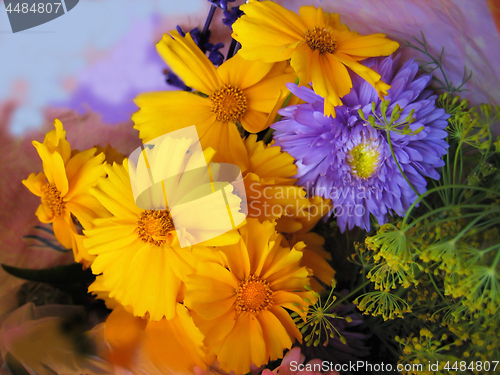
41, 183, 65, 217
305, 26, 337, 54
209, 84, 247, 123
236, 275, 273, 314
137, 209, 174, 246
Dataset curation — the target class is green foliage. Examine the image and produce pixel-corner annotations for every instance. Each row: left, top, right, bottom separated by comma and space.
293, 282, 350, 347
403, 32, 472, 94
350, 92, 500, 366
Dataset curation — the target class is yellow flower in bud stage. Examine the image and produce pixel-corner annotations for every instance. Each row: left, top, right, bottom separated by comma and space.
185, 219, 314, 375
232, 1, 399, 117
133, 30, 296, 168
85, 138, 244, 321
276, 196, 335, 292
22, 119, 108, 264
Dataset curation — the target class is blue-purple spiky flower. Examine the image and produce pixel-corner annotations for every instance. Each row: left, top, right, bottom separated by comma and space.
272, 55, 449, 231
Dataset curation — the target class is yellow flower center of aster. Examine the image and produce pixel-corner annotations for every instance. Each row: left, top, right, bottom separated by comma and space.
209, 84, 247, 123
41, 183, 65, 217
348, 142, 382, 179
137, 209, 174, 246
235, 275, 273, 314
305, 26, 337, 54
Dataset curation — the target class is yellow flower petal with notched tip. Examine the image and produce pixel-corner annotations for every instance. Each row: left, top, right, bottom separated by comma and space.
185, 219, 313, 374
133, 30, 296, 167
22, 119, 108, 264
86, 148, 242, 321
232, 1, 399, 117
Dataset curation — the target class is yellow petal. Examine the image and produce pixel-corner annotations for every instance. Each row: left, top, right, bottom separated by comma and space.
104, 305, 146, 368
240, 109, 269, 133
217, 53, 275, 90
157, 30, 221, 94
90, 163, 140, 220
232, 1, 306, 63
44, 119, 72, 163
310, 51, 349, 117
203, 120, 248, 169
334, 51, 391, 98
35, 203, 53, 223
338, 33, 399, 57
22, 172, 46, 197
271, 305, 302, 342
65, 194, 108, 229
243, 61, 296, 113
257, 310, 293, 361
298, 5, 327, 27
216, 313, 266, 374
290, 42, 313, 85
133, 91, 214, 143
52, 215, 74, 249
50, 152, 69, 196
144, 304, 208, 374
65, 149, 106, 200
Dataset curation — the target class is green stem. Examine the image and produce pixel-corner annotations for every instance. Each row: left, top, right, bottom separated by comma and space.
403, 204, 498, 232
401, 184, 500, 227
386, 130, 433, 211
262, 127, 274, 144
452, 140, 463, 203
331, 280, 371, 309
428, 273, 446, 302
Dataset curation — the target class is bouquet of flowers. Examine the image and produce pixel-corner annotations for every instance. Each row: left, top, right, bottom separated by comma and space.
1, 1, 499, 374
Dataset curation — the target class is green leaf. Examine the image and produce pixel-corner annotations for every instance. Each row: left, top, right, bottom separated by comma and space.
1, 263, 95, 285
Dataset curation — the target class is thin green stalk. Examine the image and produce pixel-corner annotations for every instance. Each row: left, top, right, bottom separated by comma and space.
386, 130, 433, 211
331, 280, 371, 309
428, 273, 446, 302
401, 184, 500, 227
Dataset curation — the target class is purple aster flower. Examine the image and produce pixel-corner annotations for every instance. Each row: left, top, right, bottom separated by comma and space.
207, 0, 236, 11
272, 55, 450, 231
177, 26, 225, 66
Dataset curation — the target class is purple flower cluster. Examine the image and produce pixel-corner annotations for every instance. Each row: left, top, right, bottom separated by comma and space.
207, 0, 236, 11
223, 6, 244, 29
272, 55, 449, 231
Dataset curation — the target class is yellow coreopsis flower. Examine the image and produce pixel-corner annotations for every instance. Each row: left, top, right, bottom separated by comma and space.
232, 1, 399, 117
133, 30, 296, 168
185, 219, 313, 374
22, 119, 108, 263
85, 140, 244, 321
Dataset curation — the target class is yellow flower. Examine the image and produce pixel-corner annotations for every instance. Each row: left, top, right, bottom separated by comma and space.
184, 219, 313, 374
276, 196, 335, 292
85, 139, 243, 321
232, 2, 399, 117
133, 30, 296, 167
22, 119, 108, 263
